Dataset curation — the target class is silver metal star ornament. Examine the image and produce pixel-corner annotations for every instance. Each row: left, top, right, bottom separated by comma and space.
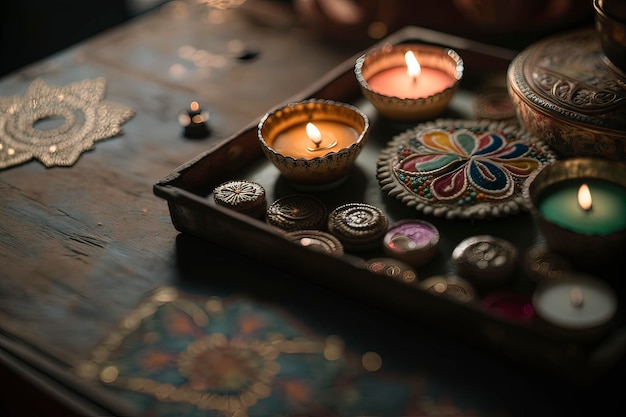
0, 77, 135, 169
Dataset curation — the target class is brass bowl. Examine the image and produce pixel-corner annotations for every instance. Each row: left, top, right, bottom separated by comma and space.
594, 0, 626, 76
257, 99, 369, 190
354, 43, 463, 122
523, 157, 626, 271
507, 29, 626, 162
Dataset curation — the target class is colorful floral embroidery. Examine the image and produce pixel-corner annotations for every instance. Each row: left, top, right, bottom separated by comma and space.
377, 120, 557, 219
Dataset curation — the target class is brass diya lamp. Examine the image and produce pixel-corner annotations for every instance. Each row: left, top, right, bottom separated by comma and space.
257, 99, 369, 190
523, 157, 626, 271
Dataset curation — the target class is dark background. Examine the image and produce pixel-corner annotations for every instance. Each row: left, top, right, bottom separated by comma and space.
0, 0, 595, 78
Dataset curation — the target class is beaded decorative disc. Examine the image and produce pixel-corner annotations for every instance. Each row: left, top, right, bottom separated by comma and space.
213, 179, 267, 219
377, 118, 557, 219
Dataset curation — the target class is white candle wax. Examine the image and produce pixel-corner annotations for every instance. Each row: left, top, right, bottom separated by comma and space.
532, 274, 617, 331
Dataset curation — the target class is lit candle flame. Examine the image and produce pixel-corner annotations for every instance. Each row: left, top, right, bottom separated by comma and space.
306, 122, 322, 148
404, 51, 421, 80
578, 183, 592, 211
570, 286, 584, 308
306, 122, 337, 152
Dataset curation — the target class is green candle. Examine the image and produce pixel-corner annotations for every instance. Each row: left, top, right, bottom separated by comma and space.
539, 178, 626, 235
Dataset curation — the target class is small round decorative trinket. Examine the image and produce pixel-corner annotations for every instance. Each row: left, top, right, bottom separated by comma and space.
266, 194, 327, 231
382, 219, 439, 267
481, 292, 536, 324
418, 275, 476, 304
365, 257, 418, 286
213, 179, 267, 219
327, 202, 389, 251
179, 101, 211, 139
473, 87, 516, 122
532, 272, 618, 341
524, 244, 573, 283
452, 235, 519, 287
284, 229, 344, 256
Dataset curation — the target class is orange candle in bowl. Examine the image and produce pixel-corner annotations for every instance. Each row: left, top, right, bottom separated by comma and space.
270, 121, 359, 159
258, 99, 369, 189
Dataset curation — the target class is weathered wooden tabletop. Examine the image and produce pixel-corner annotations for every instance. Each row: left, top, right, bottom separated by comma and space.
0, 0, 358, 355
0, 2, 624, 416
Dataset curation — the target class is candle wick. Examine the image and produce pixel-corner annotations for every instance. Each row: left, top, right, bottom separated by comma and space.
307, 140, 338, 152
570, 286, 584, 308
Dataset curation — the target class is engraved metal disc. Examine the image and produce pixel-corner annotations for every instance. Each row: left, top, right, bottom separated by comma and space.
266, 194, 327, 231
284, 229, 344, 256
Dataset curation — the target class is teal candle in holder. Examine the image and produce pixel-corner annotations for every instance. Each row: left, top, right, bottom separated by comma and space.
539, 178, 626, 235
524, 158, 626, 270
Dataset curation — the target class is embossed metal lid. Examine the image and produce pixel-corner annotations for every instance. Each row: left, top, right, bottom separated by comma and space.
266, 194, 327, 231
507, 28, 626, 160
452, 235, 519, 287
327, 202, 389, 251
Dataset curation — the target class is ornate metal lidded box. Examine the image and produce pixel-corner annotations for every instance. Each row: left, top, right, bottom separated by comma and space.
507, 28, 626, 161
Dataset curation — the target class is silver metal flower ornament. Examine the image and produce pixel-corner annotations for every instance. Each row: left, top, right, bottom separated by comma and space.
0, 77, 135, 169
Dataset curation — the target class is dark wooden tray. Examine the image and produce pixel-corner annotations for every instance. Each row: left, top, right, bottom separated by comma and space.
154, 26, 626, 382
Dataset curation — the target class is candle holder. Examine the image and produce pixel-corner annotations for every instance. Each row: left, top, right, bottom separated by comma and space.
354, 43, 463, 122
531, 272, 618, 341
178, 101, 211, 139
523, 157, 626, 271
257, 99, 369, 190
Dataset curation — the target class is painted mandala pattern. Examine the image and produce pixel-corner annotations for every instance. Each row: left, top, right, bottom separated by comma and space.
74, 287, 523, 416
377, 119, 557, 219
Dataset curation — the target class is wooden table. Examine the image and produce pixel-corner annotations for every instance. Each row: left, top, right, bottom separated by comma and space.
1, 2, 623, 416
